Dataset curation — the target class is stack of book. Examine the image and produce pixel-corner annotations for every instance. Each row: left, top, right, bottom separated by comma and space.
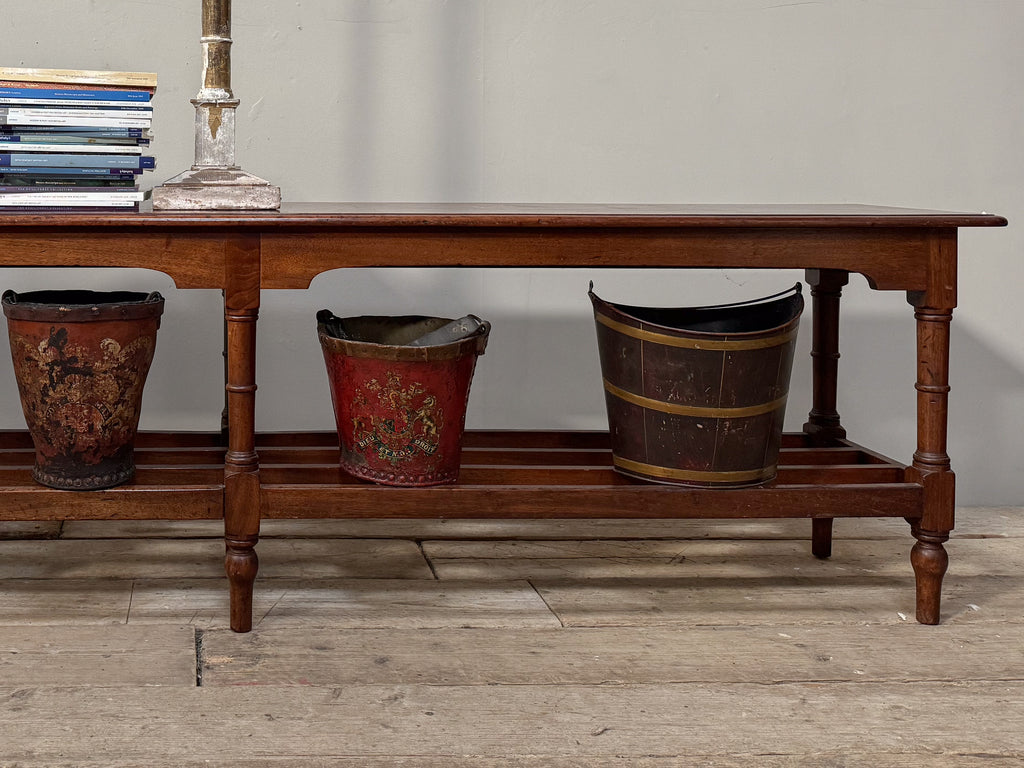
0, 67, 156, 212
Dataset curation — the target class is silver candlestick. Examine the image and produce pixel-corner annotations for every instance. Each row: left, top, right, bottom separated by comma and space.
152, 0, 280, 209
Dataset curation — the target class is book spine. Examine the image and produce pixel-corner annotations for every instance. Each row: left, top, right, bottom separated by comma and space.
0, 68, 158, 88
0, 142, 144, 154
0, 205, 140, 212
0, 166, 139, 176
0, 153, 154, 169
0, 86, 151, 103
0, 97, 153, 109
0, 178, 137, 187
0, 115, 151, 128
0, 126, 147, 137
0, 192, 145, 203
0, 80, 155, 96
0, 185, 138, 193
0, 107, 152, 118
0, 135, 149, 145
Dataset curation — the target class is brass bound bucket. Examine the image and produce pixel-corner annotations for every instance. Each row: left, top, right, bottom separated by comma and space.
590, 283, 803, 488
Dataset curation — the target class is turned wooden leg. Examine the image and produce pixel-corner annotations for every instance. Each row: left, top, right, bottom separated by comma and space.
811, 518, 834, 559
803, 269, 849, 559
910, 525, 949, 625
907, 300, 956, 624
906, 234, 957, 625
224, 238, 261, 632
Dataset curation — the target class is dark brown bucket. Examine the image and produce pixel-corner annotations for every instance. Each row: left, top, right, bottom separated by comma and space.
318, 312, 490, 487
2, 289, 164, 490
590, 283, 803, 488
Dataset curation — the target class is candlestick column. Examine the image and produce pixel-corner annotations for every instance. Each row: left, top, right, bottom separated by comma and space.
153, 0, 280, 210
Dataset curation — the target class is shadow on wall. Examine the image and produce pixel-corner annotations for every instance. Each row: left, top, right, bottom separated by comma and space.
837, 313, 1024, 507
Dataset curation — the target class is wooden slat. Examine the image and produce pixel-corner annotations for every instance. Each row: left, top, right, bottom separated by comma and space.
422, 537, 1024, 580
57, 507, 1017, 542
532, 573, 1023, 627
5, 757, 1015, 768
0, 467, 223, 484
0, 447, 227, 467
0, 520, 62, 539
0, 579, 133, 625
0, 429, 226, 521
255, 430, 882, 463
0, 682, 1020, 760
0, 429, 226, 450
261, 483, 922, 520
0, 539, 433, 580
0, 486, 223, 521
0, 625, 196, 686
200, 624, 1024, 687
258, 463, 904, 486
126, 578, 561, 630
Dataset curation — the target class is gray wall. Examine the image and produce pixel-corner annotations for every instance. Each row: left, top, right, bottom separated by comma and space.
6, 1, 1022, 504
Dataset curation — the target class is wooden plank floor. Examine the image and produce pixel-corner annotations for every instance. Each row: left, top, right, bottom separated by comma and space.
0, 507, 1021, 765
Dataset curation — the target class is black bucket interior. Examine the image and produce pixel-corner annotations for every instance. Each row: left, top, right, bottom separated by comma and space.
317, 311, 450, 346
603, 283, 803, 334
3, 290, 159, 307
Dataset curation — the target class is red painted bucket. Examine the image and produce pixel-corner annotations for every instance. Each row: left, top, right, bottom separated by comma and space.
317, 312, 490, 486
2, 289, 164, 490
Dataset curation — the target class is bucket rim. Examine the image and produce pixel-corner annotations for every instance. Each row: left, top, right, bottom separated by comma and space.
317, 311, 490, 361
2, 289, 164, 322
589, 282, 803, 340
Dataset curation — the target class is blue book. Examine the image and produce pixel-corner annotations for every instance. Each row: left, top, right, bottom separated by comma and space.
0, 135, 150, 146
0, 165, 141, 177
0, 86, 151, 103
0, 153, 154, 169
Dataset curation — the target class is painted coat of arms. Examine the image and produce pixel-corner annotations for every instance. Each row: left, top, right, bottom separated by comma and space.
351, 371, 444, 465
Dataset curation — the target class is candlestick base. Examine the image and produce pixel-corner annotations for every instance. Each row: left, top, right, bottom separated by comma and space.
152, 167, 281, 210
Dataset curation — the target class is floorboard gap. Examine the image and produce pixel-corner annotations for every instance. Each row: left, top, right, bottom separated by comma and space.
419, 541, 440, 580
195, 627, 205, 687
529, 579, 565, 627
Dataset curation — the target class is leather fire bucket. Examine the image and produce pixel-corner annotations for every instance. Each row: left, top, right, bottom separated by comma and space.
317, 311, 490, 487
2, 289, 164, 490
590, 283, 803, 488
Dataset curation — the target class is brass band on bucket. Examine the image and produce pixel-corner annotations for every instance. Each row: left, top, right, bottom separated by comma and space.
603, 379, 787, 419
595, 313, 798, 351
612, 456, 778, 484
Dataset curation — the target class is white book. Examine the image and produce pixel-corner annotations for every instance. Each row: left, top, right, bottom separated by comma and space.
0, 192, 146, 204
0, 106, 152, 119
0, 114, 151, 128
0, 142, 144, 154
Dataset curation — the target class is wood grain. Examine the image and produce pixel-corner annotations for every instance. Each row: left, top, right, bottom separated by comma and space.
200, 624, 1024, 687
422, 536, 1024, 580
2, 757, 1018, 768
0, 682, 1020, 760
0, 538, 433, 580
532, 573, 1022, 627
0, 625, 196, 686
0, 579, 133, 625
125, 578, 560, 630
57, 506, 1020, 541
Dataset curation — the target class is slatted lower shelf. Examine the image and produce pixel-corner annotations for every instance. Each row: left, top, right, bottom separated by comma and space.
258, 431, 924, 521
0, 430, 225, 521
0, 430, 925, 523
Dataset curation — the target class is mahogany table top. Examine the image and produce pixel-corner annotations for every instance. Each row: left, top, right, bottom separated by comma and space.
0, 203, 1008, 229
